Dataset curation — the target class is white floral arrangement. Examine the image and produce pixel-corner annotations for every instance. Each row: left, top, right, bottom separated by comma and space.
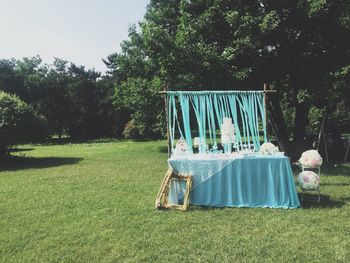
173, 138, 188, 155
297, 171, 320, 190
193, 137, 201, 148
259, 142, 279, 155
221, 117, 236, 144
298, 150, 323, 168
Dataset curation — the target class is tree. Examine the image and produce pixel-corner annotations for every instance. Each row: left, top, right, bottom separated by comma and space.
0, 91, 48, 155
105, 0, 182, 138
34, 58, 72, 137
106, 0, 350, 142
0, 59, 23, 99
65, 64, 101, 138
0, 57, 118, 139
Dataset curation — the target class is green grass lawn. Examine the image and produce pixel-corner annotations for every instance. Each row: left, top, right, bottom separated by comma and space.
1, 140, 350, 262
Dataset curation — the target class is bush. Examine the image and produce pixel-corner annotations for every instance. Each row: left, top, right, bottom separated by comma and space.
116, 77, 165, 139
306, 106, 326, 137
0, 91, 48, 154
122, 119, 139, 139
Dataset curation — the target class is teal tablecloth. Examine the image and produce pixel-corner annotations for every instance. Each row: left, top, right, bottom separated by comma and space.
168, 155, 300, 209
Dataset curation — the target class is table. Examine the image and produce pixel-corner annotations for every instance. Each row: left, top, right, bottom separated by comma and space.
168, 155, 300, 209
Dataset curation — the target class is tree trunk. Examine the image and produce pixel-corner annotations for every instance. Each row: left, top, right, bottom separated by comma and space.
269, 94, 289, 144
293, 102, 309, 142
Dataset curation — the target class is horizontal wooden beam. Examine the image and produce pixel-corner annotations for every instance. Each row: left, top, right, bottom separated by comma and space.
158, 90, 277, 94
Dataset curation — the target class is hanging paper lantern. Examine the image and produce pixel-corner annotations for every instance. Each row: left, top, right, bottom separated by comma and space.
297, 171, 320, 190
260, 142, 279, 155
299, 150, 323, 168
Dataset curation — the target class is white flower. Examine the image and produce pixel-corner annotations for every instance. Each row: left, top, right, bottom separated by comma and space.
297, 171, 320, 190
177, 142, 187, 151
260, 142, 279, 155
193, 137, 200, 148
173, 138, 188, 156
299, 150, 322, 168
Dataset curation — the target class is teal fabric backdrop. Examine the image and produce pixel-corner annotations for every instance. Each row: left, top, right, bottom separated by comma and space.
167, 91, 267, 154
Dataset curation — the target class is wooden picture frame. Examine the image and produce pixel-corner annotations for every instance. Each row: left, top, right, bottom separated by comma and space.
155, 168, 192, 211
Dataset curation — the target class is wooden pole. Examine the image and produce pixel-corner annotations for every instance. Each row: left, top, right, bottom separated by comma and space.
263, 83, 269, 140
317, 115, 326, 151
158, 90, 277, 94
163, 84, 171, 158
344, 138, 350, 162
263, 83, 287, 154
323, 131, 329, 162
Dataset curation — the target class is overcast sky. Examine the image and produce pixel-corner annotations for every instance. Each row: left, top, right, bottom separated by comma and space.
0, 0, 149, 73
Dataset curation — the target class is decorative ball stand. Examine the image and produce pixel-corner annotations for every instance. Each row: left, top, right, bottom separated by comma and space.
300, 165, 321, 204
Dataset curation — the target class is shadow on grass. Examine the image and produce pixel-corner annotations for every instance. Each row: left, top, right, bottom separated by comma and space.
40, 137, 119, 146
299, 193, 346, 209
158, 146, 168, 154
9, 148, 35, 153
39, 137, 162, 146
321, 164, 350, 176
186, 194, 347, 211
292, 163, 350, 177
0, 156, 83, 171
321, 182, 350, 186
340, 197, 350, 203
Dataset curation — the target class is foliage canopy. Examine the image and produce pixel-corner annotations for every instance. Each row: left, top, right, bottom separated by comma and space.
0, 91, 48, 153
106, 0, 350, 142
